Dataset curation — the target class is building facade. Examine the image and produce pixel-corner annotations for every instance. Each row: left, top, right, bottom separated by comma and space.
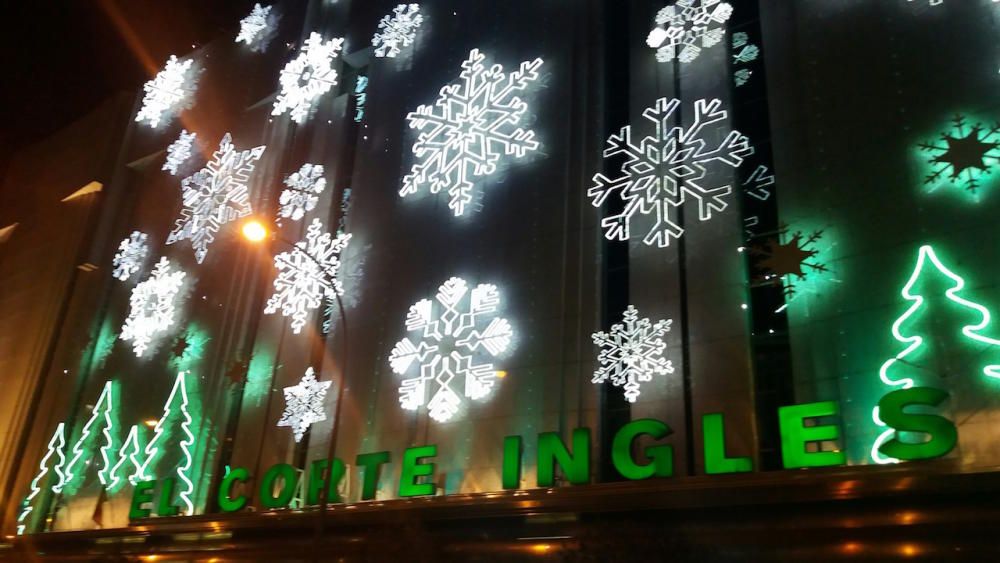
3, 0, 1000, 559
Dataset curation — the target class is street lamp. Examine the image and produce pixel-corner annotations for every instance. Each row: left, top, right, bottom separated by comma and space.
239, 217, 349, 523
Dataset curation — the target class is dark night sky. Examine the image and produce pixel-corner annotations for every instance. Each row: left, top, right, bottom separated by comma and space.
0, 0, 254, 175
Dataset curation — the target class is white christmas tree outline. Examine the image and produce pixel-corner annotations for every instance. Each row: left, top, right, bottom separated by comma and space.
16, 423, 66, 535
402, 49, 544, 217
646, 0, 733, 64
372, 3, 424, 59
871, 245, 1000, 464
389, 277, 513, 423
592, 305, 674, 402
264, 219, 351, 334
589, 97, 754, 247
112, 231, 149, 282
163, 129, 197, 176
278, 367, 332, 442
121, 257, 187, 357
278, 163, 327, 222
167, 133, 266, 264
272, 32, 345, 124
61, 381, 118, 493
138, 372, 197, 515
236, 3, 272, 47
136, 55, 196, 128
107, 425, 146, 491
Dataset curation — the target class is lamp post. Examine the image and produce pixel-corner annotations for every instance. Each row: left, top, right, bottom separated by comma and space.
240, 218, 349, 534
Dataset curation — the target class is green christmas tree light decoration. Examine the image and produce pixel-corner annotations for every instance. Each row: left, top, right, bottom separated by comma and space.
107, 425, 147, 492
15, 423, 67, 535
60, 381, 119, 494
871, 245, 1000, 464
138, 372, 198, 514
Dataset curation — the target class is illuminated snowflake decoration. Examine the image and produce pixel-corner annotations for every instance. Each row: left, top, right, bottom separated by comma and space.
389, 277, 513, 423
750, 228, 828, 298
236, 3, 272, 47
590, 97, 753, 247
278, 367, 331, 442
646, 0, 733, 64
279, 163, 327, 222
402, 49, 543, 217
136, 55, 196, 128
121, 257, 186, 357
112, 231, 149, 282
372, 3, 423, 58
742, 164, 774, 201
272, 32, 344, 124
592, 306, 674, 403
920, 115, 999, 193
264, 219, 351, 334
732, 32, 759, 87
167, 133, 266, 263
162, 129, 197, 176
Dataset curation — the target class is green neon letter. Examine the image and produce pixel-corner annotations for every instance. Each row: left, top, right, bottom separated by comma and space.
218, 467, 249, 512
259, 463, 297, 509
156, 477, 180, 517
611, 419, 673, 480
502, 435, 522, 489
877, 387, 957, 461
779, 401, 846, 469
129, 479, 156, 520
307, 458, 346, 504
702, 413, 753, 474
399, 445, 437, 497
537, 428, 590, 486
356, 451, 390, 501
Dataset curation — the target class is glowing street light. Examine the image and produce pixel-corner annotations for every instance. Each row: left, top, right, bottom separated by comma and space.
241, 219, 269, 243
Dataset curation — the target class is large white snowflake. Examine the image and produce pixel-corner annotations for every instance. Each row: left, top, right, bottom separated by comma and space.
112, 231, 149, 282
589, 97, 753, 247
264, 219, 351, 334
372, 4, 423, 58
389, 277, 513, 423
236, 3, 272, 47
402, 49, 543, 217
162, 129, 197, 176
167, 133, 266, 263
272, 32, 344, 124
279, 163, 327, 222
136, 55, 196, 128
278, 367, 331, 442
592, 306, 674, 403
121, 257, 186, 357
646, 0, 733, 64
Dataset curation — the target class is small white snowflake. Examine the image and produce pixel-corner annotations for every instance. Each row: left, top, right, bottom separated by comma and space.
112, 231, 149, 282
121, 257, 186, 357
278, 367, 331, 442
592, 306, 674, 402
236, 3, 272, 47
162, 129, 197, 176
389, 277, 513, 423
589, 97, 753, 247
272, 32, 344, 124
264, 219, 351, 334
279, 164, 327, 222
646, 0, 733, 64
732, 32, 759, 87
136, 55, 196, 128
403, 49, 543, 217
372, 4, 423, 58
167, 133, 266, 264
